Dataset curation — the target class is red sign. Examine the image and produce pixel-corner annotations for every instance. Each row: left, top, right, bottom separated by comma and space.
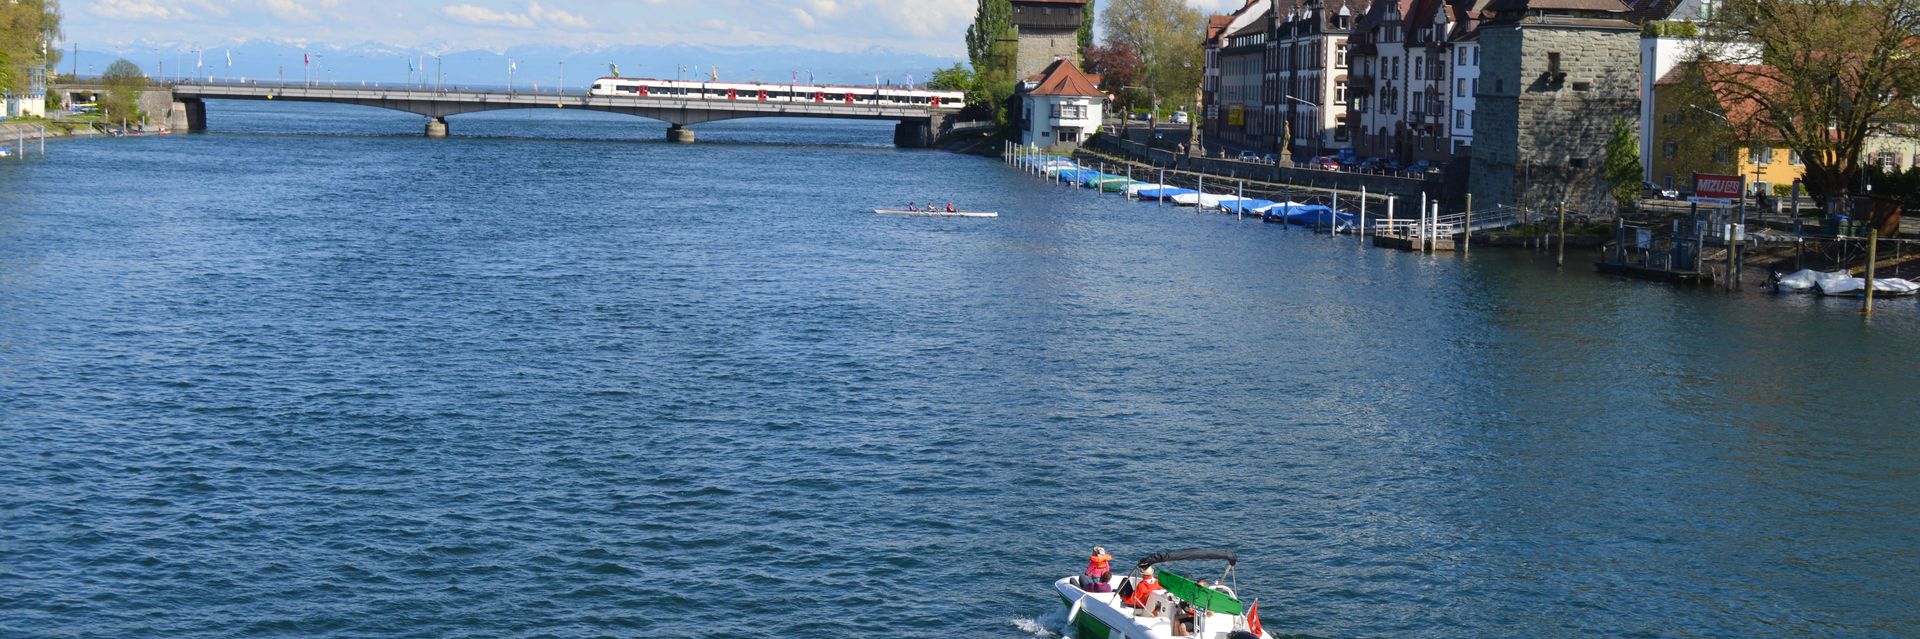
844, 93, 854, 104
727, 88, 737, 100
1693, 173, 1743, 199
930, 96, 941, 108
637, 86, 649, 97
757, 89, 767, 101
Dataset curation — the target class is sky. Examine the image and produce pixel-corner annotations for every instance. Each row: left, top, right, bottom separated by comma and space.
65, 0, 1250, 57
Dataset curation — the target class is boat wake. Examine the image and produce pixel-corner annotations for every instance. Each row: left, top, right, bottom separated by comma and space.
1009, 606, 1069, 638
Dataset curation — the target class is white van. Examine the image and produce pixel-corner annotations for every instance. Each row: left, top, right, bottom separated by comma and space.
1170, 111, 1190, 124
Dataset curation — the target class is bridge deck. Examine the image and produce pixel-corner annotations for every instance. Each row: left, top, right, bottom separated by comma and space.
170, 82, 959, 126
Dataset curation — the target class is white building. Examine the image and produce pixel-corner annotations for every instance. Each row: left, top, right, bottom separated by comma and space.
1448, 4, 1481, 156
3, 67, 48, 119
1020, 59, 1106, 149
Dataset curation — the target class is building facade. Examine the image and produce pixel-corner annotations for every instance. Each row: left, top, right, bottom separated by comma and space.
1010, 0, 1088, 81
1271, 0, 1365, 162
1020, 59, 1106, 149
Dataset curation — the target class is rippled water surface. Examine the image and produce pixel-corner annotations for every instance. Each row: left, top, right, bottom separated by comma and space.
2, 102, 1917, 638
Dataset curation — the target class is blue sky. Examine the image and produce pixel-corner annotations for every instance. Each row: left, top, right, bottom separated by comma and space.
66, 0, 1245, 56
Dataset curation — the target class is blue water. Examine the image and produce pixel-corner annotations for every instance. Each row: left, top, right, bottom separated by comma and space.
2, 101, 1916, 639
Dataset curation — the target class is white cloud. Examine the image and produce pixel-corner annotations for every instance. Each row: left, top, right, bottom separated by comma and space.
527, 1, 590, 29
87, 0, 217, 21
442, 4, 535, 28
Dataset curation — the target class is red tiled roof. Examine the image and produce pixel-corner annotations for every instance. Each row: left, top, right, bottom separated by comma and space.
1027, 58, 1105, 97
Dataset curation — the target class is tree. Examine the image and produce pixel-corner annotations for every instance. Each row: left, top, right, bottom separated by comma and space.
1084, 42, 1144, 107
0, 0, 62, 95
1697, 0, 1920, 211
1079, 0, 1097, 58
927, 63, 976, 92
100, 58, 145, 124
1101, 0, 1206, 115
1604, 118, 1645, 212
964, 0, 1019, 126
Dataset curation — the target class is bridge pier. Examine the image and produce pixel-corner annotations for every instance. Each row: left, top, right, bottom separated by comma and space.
667, 124, 696, 144
425, 117, 449, 138
893, 119, 932, 148
182, 98, 207, 132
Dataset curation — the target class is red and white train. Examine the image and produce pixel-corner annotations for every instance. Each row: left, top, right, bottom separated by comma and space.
586, 77, 965, 109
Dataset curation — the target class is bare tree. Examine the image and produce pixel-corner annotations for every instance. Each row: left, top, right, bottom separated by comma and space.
1697, 0, 1920, 207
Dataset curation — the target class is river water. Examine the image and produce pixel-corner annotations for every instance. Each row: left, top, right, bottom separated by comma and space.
2, 102, 1915, 639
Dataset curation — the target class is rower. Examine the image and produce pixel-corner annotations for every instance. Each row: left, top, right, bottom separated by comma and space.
946, 202, 956, 213
907, 201, 916, 212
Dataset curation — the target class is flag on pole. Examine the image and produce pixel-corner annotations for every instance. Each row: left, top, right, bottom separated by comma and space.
610, 63, 620, 78
303, 53, 310, 66
710, 66, 717, 82
906, 73, 915, 90
807, 69, 815, 85
408, 58, 415, 73
225, 49, 232, 67
509, 59, 517, 72
1246, 601, 1262, 637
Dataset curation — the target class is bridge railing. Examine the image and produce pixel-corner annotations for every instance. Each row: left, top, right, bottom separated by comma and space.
170, 80, 962, 113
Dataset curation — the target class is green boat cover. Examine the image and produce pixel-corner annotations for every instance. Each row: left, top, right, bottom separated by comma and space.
1155, 569, 1244, 615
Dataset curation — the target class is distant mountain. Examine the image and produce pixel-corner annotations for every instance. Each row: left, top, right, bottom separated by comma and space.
62, 40, 966, 89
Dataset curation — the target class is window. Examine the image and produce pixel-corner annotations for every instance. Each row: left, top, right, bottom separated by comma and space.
1663, 140, 1677, 159
1713, 146, 1732, 163
1473, 47, 1479, 65
1789, 150, 1804, 166
1415, 56, 1424, 80
1335, 120, 1350, 141
1663, 176, 1675, 189
1471, 78, 1478, 94
1570, 158, 1588, 169
1336, 80, 1348, 104
1457, 78, 1466, 97
1495, 78, 1503, 93
1749, 146, 1771, 166
1662, 112, 1680, 124
1337, 43, 1349, 68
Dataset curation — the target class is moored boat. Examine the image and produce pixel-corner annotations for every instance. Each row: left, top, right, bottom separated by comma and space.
1055, 549, 1270, 639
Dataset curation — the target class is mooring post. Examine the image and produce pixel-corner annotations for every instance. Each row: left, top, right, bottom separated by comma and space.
1464, 193, 1473, 254
1158, 168, 1165, 207
1359, 187, 1368, 238
1557, 201, 1567, 266
1865, 229, 1879, 317
1237, 181, 1244, 219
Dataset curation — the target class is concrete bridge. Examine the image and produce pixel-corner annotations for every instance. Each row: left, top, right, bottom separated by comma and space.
162, 81, 959, 146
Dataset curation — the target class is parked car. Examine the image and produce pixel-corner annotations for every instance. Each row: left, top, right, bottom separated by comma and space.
1171, 111, 1190, 124
1400, 159, 1432, 173
1314, 156, 1341, 171
1238, 150, 1262, 163
1644, 181, 1681, 199
1262, 153, 1278, 165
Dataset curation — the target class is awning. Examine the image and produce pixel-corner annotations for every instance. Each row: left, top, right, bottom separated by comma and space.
1135, 549, 1238, 569
1155, 568, 1245, 615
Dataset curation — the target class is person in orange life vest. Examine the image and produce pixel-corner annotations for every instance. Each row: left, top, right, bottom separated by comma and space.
1085, 546, 1113, 580
1122, 566, 1161, 609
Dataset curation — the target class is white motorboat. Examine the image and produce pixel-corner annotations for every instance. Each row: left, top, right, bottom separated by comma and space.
1774, 269, 1849, 293
874, 208, 999, 218
1055, 550, 1271, 639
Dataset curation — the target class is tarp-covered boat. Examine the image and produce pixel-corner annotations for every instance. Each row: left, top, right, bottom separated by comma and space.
1055, 549, 1270, 639
1817, 276, 1920, 297
1774, 269, 1849, 293
1137, 188, 1198, 201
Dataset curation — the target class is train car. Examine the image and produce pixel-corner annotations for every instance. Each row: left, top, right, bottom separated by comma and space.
586, 77, 965, 109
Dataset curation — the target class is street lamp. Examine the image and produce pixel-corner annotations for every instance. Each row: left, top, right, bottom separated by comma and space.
1283, 94, 1324, 165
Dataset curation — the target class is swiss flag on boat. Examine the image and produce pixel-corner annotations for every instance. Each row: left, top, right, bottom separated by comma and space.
930, 96, 941, 108
638, 86, 648, 97
1247, 600, 1262, 637
757, 89, 767, 101
844, 93, 854, 104
813, 92, 825, 103
727, 88, 737, 100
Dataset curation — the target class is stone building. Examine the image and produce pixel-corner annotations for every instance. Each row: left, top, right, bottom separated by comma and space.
1010, 0, 1089, 81
1467, 0, 1640, 214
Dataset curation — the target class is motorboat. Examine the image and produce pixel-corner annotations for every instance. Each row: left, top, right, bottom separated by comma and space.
1773, 269, 1849, 293
1055, 549, 1270, 639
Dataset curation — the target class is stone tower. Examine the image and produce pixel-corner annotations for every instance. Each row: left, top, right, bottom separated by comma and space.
1011, 0, 1088, 80
1468, 0, 1640, 215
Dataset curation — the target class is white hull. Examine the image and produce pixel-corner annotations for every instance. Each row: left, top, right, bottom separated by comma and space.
1054, 576, 1265, 639
874, 208, 998, 218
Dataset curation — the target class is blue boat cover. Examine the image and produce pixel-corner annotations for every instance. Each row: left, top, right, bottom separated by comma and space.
1137, 188, 1198, 199
1056, 169, 1100, 182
